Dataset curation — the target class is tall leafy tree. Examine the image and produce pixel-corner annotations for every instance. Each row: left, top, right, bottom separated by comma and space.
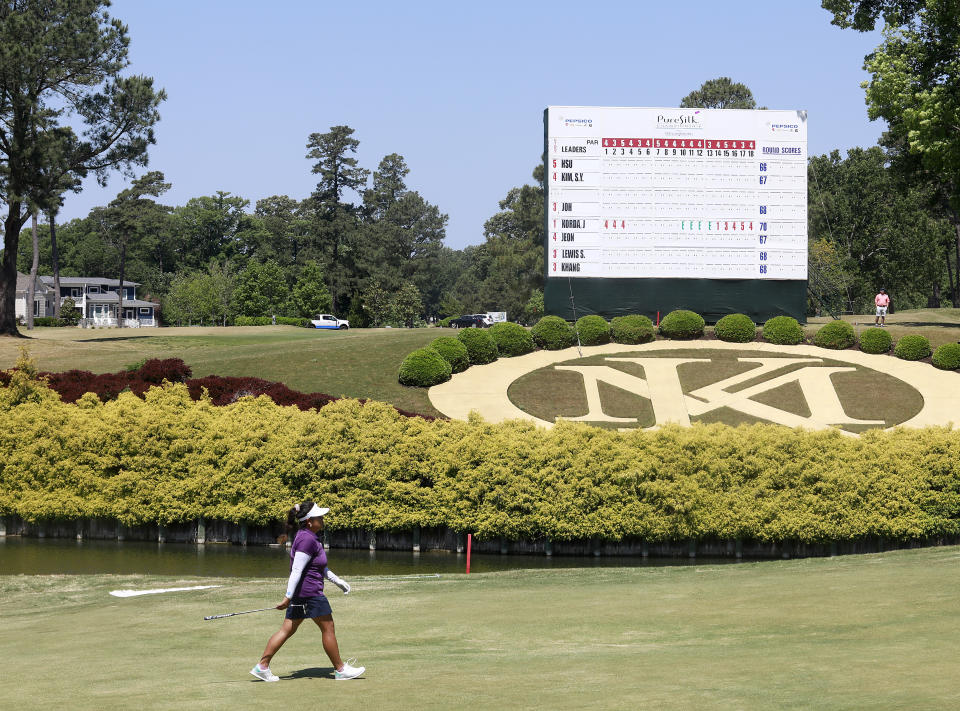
0, 0, 165, 336
391, 282, 422, 327
305, 126, 369, 313
857, 0, 960, 304
290, 261, 331, 317
680, 78, 757, 109
361, 153, 447, 309
808, 147, 948, 310
254, 195, 311, 268
233, 259, 287, 317
822, 0, 926, 29
172, 191, 250, 269
470, 163, 545, 320
95, 171, 170, 327
361, 279, 391, 327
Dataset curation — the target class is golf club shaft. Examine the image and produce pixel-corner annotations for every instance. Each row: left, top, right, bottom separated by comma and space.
204, 607, 275, 620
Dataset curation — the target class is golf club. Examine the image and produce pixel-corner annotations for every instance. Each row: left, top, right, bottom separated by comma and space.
204, 607, 276, 621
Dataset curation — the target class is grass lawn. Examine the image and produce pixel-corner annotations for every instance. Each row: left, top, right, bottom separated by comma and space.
1, 547, 959, 710
0, 326, 444, 416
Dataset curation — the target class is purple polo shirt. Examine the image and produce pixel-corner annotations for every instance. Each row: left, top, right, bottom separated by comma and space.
290, 528, 327, 597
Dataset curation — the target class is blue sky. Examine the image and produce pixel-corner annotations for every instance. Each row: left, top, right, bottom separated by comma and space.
57, 0, 886, 249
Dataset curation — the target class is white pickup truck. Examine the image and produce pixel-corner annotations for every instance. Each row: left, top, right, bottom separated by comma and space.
310, 314, 350, 330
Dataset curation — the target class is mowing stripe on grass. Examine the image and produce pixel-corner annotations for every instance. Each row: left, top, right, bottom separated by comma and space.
109, 584, 222, 597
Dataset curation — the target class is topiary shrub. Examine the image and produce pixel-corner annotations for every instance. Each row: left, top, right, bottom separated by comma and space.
531, 315, 575, 350
33, 317, 70, 327
398, 348, 452, 387
430, 337, 470, 373
658, 310, 705, 340
575, 315, 611, 346
762, 315, 804, 345
610, 315, 655, 344
714, 314, 756, 343
438, 316, 455, 328
814, 320, 855, 350
932, 343, 960, 370
489, 322, 534, 357
136, 358, 193, 383
893, 334, 932, 361
457, 328, 499, 364
859, 327, 892, 354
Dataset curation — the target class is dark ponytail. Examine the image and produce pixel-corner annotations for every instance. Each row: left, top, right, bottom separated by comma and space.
286, 499, 315, 534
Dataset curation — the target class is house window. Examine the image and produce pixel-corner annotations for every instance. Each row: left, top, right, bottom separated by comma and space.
34, 300, 41, 317
88, 286, 100, 294
125, 287, 134, 299
139, 307, 151, 314
71, 288, 81, 298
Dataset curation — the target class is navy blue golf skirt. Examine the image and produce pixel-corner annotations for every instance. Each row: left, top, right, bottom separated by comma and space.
286, 594, 332, 620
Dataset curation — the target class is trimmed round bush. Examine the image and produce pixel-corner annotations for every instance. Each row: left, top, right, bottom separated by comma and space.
489, 322, 534, 357
858, 327, 892, 354
531, 315, 576, 350
430, 337, 470, 373
932, 343, 960, 370
893, 334, 932, 361
398, 348, 452, 387
610, 314, 655, 344
575, 315, 611, 346
714, 314, 756, 343
762, 315, 804, 345
658, 310, 705, 340
813, 320, 855, 350
457, 327, 499, 364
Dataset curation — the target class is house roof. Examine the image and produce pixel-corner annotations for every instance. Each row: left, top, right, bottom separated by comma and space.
38, 275, 141, 287
84, 293, 158, 308
15, 272, 55, 295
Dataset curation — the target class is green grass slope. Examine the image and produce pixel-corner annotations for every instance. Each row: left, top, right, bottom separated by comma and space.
2, 547, 960, 710
0, 326, 443, 416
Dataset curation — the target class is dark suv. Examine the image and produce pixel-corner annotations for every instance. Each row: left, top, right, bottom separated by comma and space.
449, 314, 490, 328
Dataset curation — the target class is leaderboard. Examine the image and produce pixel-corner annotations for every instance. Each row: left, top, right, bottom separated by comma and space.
545, 106, 807, 280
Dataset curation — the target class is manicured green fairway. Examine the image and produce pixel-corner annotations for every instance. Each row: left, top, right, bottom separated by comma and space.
0, 326, 443, 415
2, 547, 959, 710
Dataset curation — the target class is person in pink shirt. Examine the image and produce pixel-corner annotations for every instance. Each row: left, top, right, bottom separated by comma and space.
874, 288, 890, 327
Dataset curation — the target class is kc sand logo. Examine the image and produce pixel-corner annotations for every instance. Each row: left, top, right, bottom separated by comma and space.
556, 356, 884, 429
429, 342, 958, 434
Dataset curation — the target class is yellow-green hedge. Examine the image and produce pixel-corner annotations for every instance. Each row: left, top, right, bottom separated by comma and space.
2, 382, 959, 542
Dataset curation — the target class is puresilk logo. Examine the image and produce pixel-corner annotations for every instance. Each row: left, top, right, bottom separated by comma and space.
656, 113, 701, 129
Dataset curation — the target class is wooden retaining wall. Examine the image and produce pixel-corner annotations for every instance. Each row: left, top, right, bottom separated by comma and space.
2, 515, 957, 559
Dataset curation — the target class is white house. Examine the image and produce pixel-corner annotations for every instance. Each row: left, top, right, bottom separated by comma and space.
14, 272, 56, 321
15, 273, 159, 327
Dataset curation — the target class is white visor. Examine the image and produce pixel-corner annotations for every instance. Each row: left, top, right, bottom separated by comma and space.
297, 504, 330, 521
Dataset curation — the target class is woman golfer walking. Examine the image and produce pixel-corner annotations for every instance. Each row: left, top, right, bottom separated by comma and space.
250, 500, 365, 681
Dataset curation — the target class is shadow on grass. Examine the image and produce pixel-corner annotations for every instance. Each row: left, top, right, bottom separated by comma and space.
888, 321, 960, 329
70, 335, 155, 343
282, 666, 336, 680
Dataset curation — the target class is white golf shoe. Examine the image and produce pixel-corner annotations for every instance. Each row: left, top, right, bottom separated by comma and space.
334, 660, 365, 680
250, 664, 280, 682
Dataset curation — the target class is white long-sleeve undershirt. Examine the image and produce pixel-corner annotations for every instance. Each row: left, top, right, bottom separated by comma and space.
285, 551, 313, 598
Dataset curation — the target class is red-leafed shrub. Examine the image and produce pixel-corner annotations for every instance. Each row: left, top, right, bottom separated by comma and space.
136, 358, 193, 383
2, 358, 432, 419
